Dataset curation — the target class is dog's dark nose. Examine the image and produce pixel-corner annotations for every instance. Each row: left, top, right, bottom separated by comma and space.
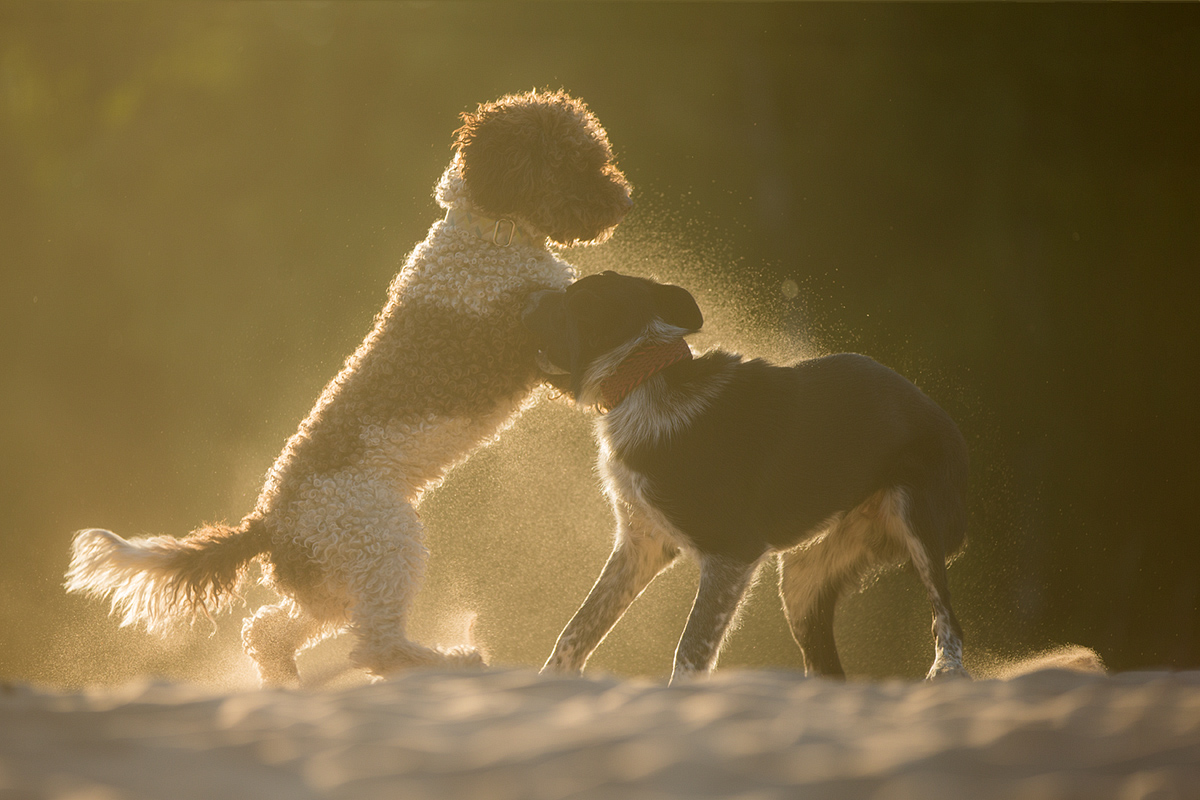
622, 192, 634, 210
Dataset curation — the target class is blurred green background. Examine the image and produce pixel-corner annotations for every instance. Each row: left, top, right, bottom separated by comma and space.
2, 3, 1198, 688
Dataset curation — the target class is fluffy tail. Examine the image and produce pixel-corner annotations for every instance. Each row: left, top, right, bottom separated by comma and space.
65, 520, 270, 635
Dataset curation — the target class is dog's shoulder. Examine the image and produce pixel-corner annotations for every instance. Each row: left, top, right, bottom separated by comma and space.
669, 349, 743, 388
390, 224, 574, 313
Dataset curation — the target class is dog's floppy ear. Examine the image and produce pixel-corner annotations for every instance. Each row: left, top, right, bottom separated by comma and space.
652, 282, 703, 332
455, 110, 536, 218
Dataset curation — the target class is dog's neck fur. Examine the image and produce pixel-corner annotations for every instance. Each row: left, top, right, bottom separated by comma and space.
600, 339, 693, 412
599, 349, 739, 455
443, 207, 541, 248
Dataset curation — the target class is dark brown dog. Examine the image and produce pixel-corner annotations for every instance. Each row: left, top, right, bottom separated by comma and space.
525, 271, 970, 682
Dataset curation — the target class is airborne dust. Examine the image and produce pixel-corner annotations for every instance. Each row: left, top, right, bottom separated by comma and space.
20, 195, 1099, 690
9, 2, 1176, 685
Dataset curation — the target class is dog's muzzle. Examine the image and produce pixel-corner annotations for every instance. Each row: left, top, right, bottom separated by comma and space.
523, 289, 561, 318
535, 349, 568, 375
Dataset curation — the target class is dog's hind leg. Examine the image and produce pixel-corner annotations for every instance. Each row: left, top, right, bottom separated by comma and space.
883, 488, 968, 680
242, 598, 328, 688
777, 512, 880, 678
671, 555, 759, 683
542, 509, 679, 675
343, 502, 484, 677
778, 547, 856, 678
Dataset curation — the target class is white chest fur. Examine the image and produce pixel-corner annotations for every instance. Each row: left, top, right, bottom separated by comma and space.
594, 380, 714, 551
597, 435, 697, 552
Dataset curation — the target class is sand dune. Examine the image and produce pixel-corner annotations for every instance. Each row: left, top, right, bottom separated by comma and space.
2, 667, 1198, 800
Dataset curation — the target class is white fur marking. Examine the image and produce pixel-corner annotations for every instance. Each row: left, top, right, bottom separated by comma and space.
886, 492, 966, 679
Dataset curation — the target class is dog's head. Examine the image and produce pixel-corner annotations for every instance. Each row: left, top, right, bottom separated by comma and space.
523, 271, 703, 405
451, 90, 633, 247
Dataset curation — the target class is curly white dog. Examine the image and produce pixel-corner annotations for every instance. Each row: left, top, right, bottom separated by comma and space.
66, 90, 633, 687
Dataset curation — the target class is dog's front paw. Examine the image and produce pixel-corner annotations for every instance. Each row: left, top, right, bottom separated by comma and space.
926, 663, 971, 682
539, 654, 584, 677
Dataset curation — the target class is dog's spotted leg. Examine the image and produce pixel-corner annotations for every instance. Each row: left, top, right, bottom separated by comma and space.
907, 547, 967, 680
670, 555, 759, 684
542, 510, 678, 675
887, 497, 968, 681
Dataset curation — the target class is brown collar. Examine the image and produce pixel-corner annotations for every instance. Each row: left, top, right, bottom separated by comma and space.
599, 338, 692, 412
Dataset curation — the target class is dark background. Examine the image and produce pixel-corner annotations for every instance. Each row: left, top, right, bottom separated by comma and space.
2, 3, 1198, 688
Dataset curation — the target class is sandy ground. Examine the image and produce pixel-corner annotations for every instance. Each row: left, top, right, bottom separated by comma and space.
2, 667, 1198, 800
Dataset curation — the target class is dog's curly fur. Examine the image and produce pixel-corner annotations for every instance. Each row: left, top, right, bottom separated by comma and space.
65, 90, 632, 687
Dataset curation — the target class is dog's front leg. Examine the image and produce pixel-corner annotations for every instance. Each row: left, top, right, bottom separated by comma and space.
542, 511, 678, 675
670, 555, 759, 684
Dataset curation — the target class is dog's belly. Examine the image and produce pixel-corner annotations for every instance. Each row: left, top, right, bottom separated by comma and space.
601, 444, 833, 560
603, 450, 914, 570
